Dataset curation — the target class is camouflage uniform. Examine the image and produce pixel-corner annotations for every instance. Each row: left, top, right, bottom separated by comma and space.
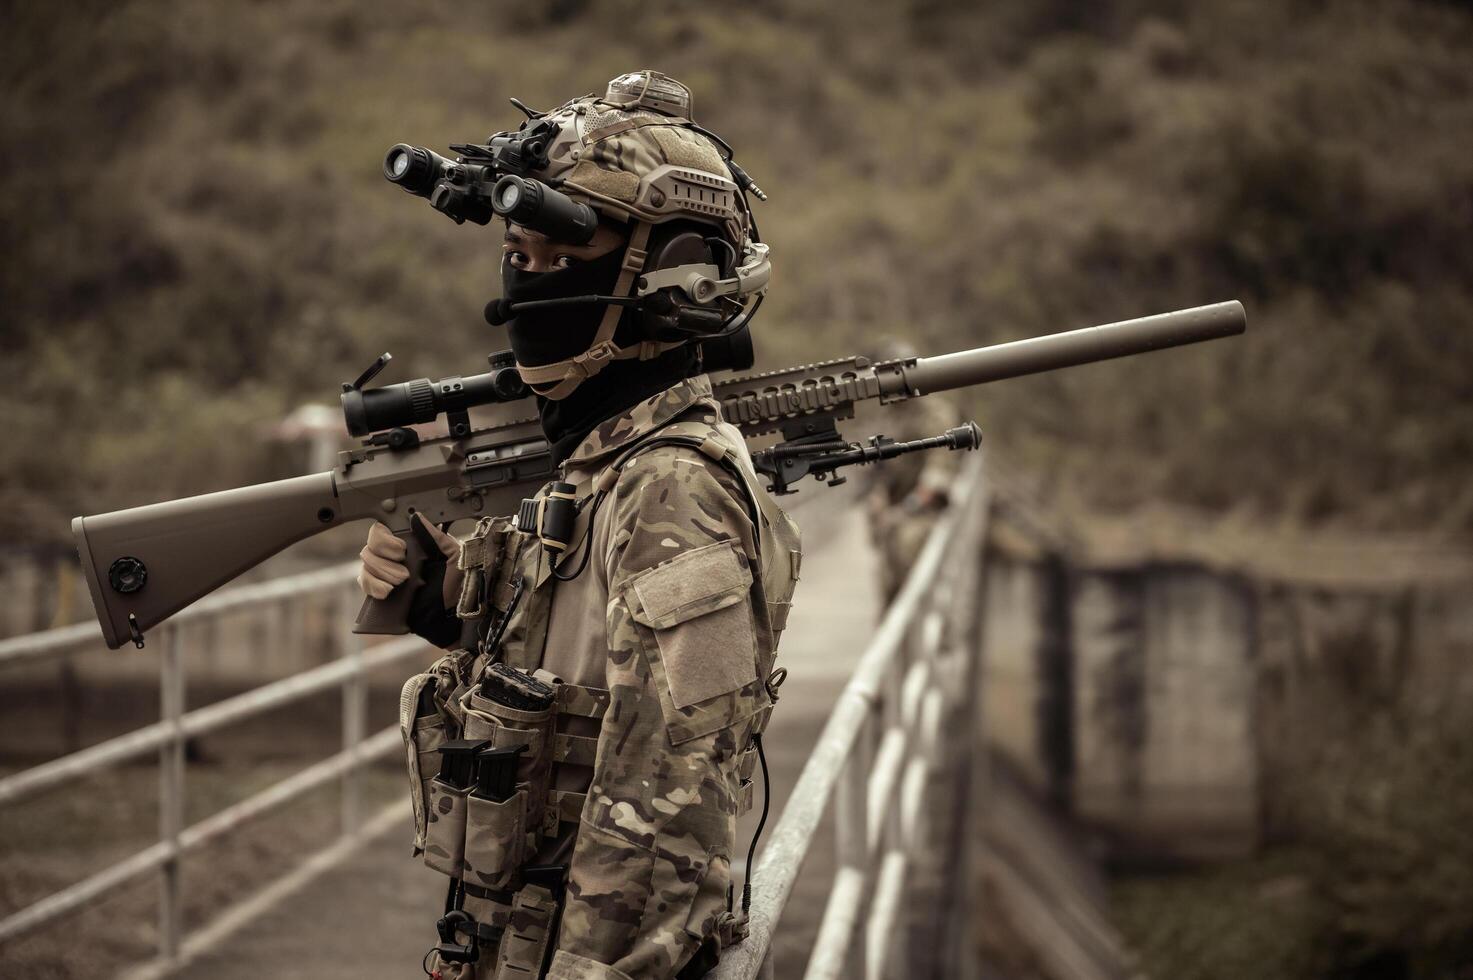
407, 375, 800, 980
866, 393, 961, 604
396, 69, 794, 979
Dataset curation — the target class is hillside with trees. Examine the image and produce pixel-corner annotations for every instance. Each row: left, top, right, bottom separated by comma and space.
4, 0, 1471, 546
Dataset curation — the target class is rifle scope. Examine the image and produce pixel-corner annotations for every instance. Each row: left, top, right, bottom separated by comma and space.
341, 353, 529, 437
341, 325, 754, 439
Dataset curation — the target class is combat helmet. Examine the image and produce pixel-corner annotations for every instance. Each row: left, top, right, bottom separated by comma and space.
384, 70, 770, 399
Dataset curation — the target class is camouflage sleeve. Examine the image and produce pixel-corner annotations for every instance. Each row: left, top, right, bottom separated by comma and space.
547, 449, 765, 980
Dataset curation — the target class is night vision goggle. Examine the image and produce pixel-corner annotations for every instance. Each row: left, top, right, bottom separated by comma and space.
384, 119, 601, 244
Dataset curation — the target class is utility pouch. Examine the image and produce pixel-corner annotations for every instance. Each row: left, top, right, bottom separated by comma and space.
423, 778, 471, 878
627, 538, 764, 745
401, 649, 476, 855
461, 664, 557, 834
492, 867, 564, 980
422, 740, 487, 878
457, 516, 520, 621
464, 791, 527, 893
402, 670, 455, 855
462, 745, 529, 892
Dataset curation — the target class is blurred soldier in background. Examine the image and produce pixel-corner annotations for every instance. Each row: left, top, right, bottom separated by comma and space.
865, 339, 961, 604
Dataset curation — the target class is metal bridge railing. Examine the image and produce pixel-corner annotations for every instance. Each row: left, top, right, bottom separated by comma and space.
0, 563, 435, 969
1, 457, 989, 978
715, 454, 990, 980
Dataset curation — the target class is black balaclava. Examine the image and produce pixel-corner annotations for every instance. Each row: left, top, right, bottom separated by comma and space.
503, 245, 697, 465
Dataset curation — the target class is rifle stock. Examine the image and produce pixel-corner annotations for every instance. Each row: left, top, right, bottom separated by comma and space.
73, 301, 1245, 649
73, 473, 340, 650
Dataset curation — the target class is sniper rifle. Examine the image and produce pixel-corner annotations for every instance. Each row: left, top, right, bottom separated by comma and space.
72, 301, 1246, 650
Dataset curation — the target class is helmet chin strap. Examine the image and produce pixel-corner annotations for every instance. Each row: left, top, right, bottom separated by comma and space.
514, 220, 660, 401
512, 225, 770, 401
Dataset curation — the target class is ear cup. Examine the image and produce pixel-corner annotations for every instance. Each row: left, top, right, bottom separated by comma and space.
638, 227, 719, 341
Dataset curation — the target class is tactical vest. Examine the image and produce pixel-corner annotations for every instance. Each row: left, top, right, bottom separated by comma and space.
398, 414, 801, 979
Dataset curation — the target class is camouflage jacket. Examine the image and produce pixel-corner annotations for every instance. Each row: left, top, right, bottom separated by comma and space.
485, 375, 798, 980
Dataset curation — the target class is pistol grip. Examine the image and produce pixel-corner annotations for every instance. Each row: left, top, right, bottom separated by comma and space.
352, 518, 431, 635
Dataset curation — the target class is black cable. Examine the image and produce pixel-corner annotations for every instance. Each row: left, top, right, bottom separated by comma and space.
741, 732, 770, 915
734, 293, 764, 335
705, 236, 738, 278
506, 294, 643, 313
746, 199, 762, 244
550, 494, 604, 582
479, 577, 525, 657
682, 121, 736, 159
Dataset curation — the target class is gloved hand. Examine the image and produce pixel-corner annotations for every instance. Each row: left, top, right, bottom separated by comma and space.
356, 516, 463, 609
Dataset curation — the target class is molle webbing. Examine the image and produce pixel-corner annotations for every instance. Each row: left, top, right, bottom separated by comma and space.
553, 731, 599, 767
555, 682, 610, 720
461, 881, 516, 908
544, 789, 590, 835
458, 883, 516, 942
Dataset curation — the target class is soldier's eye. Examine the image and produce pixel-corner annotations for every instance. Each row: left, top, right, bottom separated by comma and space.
506, 250, 530, 270
552, 255, 579, 270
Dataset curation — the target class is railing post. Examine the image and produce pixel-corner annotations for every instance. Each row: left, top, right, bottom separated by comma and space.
158, 624, 185, 962
942, 480, 990, 980
339, 588, 367, 835
835, 708, 873, 974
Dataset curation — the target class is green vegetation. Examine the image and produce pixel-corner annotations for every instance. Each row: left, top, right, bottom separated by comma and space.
1114, 709, 1473, 979
1116, 576, 1473, 979
1114, 847, 1334, 980
4, 0, 1472, 548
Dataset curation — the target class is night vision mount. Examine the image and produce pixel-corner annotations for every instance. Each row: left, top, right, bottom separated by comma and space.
383, 117, 565, 228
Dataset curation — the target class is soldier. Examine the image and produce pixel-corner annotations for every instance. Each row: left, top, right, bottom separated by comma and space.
864, 339, 962, 605
357, 71, 801, 980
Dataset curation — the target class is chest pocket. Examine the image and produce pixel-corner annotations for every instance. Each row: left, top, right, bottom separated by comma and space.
626, 538, 767, 745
